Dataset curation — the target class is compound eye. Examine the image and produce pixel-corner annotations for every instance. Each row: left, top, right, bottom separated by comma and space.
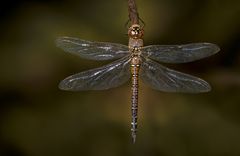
131, 29, 139, 36
128, 24, 144, 39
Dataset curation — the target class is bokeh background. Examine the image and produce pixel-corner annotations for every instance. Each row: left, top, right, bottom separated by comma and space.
1, 0, 240, 156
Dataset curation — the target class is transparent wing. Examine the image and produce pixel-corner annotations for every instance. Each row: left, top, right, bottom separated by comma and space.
59, 56, 131, 91
56, 36, 129, 60
140, 58, 211, 93
141, 43, 220, 63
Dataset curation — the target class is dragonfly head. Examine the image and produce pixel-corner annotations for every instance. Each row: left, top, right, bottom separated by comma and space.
128, 24, 144, 39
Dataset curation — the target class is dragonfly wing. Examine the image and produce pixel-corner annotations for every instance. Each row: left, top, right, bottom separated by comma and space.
59, 56, 131, 91
141, 43, 220, 63
56, 36, 129, 60
140, 58, 211, 93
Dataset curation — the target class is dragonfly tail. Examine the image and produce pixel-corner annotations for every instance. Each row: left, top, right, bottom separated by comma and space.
130, 63, 140, 144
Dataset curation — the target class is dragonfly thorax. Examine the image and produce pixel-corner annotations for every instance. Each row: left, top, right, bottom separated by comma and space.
129, 38, 143, 50
128, 37, 143, 64
131, 56, 141, 65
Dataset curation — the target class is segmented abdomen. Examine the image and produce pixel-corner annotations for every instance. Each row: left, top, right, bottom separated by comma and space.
130, 63, 140, 143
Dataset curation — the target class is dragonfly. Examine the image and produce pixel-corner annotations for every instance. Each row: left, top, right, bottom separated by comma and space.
56, 24, 220, 143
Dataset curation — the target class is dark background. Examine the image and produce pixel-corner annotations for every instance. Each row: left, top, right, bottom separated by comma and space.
0, 0, 240, 156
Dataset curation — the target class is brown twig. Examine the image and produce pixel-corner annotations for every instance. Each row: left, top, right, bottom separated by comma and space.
128, 0, 139, 25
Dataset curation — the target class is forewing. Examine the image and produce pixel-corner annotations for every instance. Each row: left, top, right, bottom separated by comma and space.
141, 43, 220, 63
56, 36, 129, 60
59, 56, 131, 91
140, 58, 211, 93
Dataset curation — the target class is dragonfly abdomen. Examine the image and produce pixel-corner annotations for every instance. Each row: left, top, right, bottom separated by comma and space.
130, 56, 141, 143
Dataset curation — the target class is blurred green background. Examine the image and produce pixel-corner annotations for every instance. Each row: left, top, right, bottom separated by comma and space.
0, 0, 240, 156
